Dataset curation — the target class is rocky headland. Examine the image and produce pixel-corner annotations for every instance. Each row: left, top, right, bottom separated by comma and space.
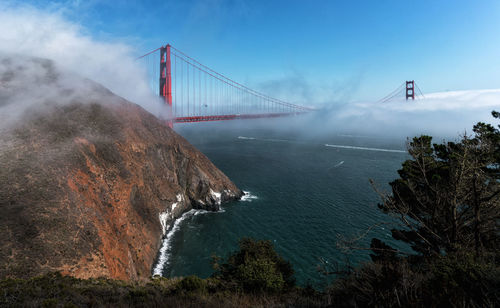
0, 56, 242, 281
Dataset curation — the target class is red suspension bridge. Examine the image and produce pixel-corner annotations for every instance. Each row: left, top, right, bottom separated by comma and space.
137, 44, 313, 127
376, 80, 425, 103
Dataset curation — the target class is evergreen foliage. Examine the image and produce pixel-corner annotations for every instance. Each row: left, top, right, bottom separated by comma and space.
330, 111, 500, 306
374, 111, 500, 258
212, 238, 295, 293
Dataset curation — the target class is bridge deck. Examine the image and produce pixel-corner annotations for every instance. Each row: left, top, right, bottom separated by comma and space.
174, 112, 307, 123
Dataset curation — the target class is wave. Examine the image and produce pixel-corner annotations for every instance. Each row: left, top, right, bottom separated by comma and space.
333, 161, 344, 168
240, 191, 258, 202
237, 136, 256, 140
152, 209, 209, 276
325, 144, 406, 153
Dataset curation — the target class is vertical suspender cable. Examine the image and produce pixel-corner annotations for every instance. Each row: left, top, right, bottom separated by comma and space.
198, 69, 200, 116
193, 66, 196, 116
174, 55, 177, 117
181, 58, 183, 117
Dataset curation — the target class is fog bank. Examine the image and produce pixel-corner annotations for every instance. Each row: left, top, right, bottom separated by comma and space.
0, 4, 162, 119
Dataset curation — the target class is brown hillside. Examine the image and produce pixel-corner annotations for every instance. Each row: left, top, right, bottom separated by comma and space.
0, 56, 242, 281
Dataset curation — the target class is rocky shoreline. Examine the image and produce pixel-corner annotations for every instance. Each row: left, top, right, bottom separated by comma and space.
152, 188, 242, 277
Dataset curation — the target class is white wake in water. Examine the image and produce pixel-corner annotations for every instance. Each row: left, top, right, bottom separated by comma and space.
240, 191, 258, 202
237, 136, 405, 154
333, 161, 344, 168
237, 136, 293, 143
153, 209, 209, 276
325, 144, 406, 153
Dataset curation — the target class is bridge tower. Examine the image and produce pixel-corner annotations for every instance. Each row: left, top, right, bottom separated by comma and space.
159, 44, 173, 127
406, 80, 415, 100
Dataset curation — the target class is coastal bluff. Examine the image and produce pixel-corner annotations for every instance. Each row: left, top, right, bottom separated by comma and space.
0, 56, 242, 281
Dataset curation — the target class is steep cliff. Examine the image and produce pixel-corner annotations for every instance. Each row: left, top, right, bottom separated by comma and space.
0, 56, 242, 281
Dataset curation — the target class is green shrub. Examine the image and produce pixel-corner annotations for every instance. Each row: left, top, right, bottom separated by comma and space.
176, 275, 207, 293
428, 254, 500, 307
328, 253, 500, 307
213, 238, 295, 293
42, 298, 58, 308
236, 258, 285, 292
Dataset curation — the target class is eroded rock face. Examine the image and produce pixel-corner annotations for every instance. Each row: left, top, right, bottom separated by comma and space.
0, 56, 242, 281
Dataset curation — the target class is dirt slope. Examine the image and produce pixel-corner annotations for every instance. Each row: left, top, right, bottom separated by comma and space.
0, 56, 242, 281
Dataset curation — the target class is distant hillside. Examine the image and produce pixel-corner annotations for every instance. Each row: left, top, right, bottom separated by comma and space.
0, 56, 242, 281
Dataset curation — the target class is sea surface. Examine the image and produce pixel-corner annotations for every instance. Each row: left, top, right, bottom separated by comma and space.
156, 121, 410, 288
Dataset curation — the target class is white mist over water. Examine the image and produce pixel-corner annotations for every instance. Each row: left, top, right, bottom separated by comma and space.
303, 89, 500, 139
182, 86, 500, 143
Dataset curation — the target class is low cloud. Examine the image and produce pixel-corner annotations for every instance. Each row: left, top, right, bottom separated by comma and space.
271, 88, 500, 140
332, 89, 500, 138
0, 3, 163, 120
246, 70, 500, 140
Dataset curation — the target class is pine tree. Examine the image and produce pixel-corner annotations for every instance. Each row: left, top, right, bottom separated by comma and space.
374, 111, 500, 259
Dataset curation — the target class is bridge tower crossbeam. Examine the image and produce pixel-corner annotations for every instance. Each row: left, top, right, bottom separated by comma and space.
406, 80, 415, 100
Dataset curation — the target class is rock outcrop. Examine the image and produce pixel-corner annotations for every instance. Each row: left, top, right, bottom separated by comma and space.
0, 56, 242, 281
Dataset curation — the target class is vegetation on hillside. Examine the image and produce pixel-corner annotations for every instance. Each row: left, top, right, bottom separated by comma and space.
328, 111, 500, 306
211, 238, 295, 294
375, 113, 500, 258
1, 113, 499, 307
0, 240, 323, 307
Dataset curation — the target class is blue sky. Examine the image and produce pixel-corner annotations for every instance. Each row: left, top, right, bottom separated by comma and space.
11, 0, 500, 104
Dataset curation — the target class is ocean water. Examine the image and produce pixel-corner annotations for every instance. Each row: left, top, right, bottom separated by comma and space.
157, 121, 409, 288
